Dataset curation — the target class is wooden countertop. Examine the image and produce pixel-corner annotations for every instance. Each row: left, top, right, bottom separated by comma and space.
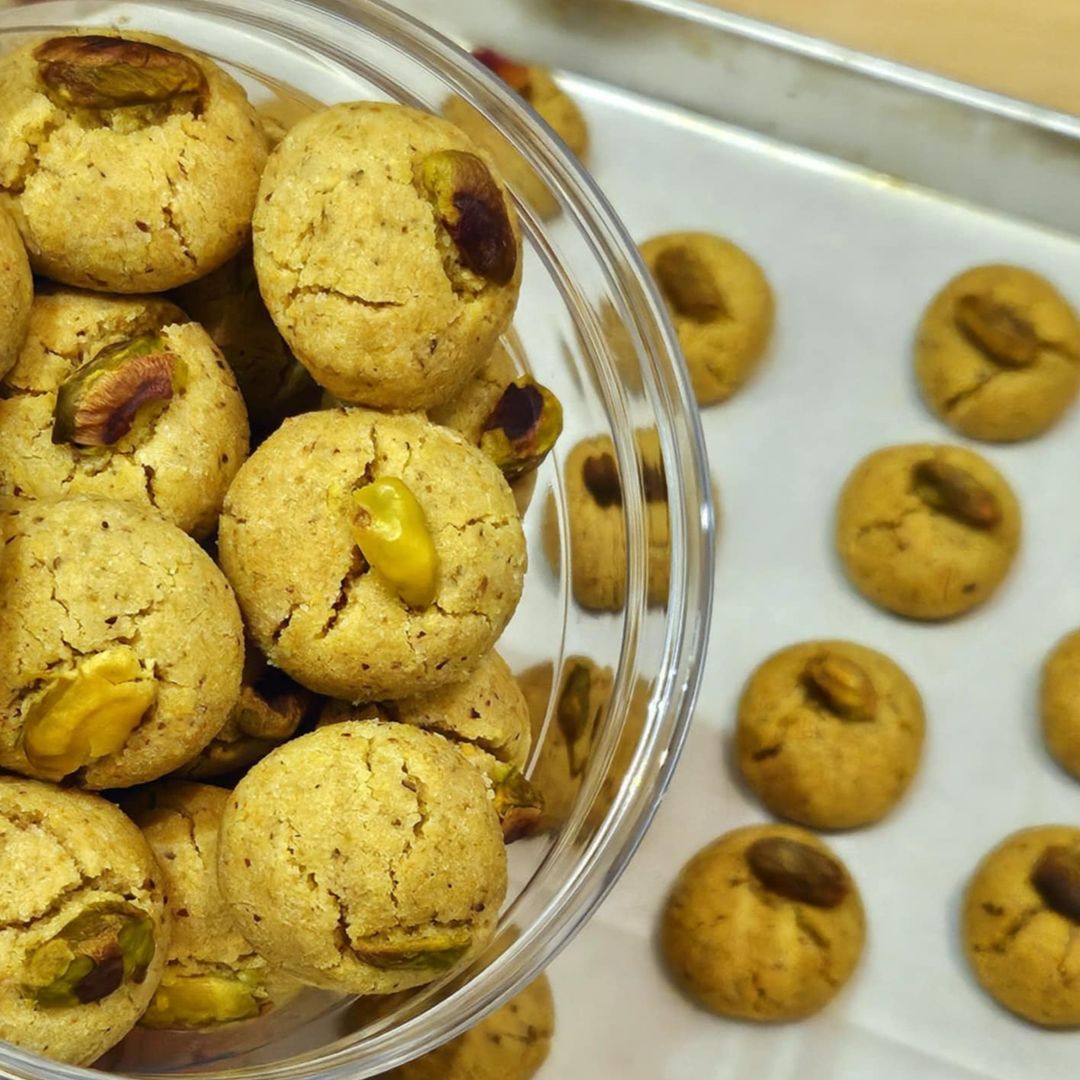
711, 0, 1080, 115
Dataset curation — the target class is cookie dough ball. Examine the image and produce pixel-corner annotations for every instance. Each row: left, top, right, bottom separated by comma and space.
0, 31, 267, 292
1041, 629, 1080, 781
661, 824, 865, 1021
0, 497, 244, 788
131, 783, 299, 1029
0, 206, 31, 378
0, 776, 168, 1065
380, 974, 554, 1080
640, 232, 773, 406
218, 721, 508, 995
253, 102, 522, 408
737, 640, 925, 829
219, 408, 526, 702
0, 288, 249, 538
916, 265, 1080, 442
836, 443, 1021, 620
964, 826, 1080, 1027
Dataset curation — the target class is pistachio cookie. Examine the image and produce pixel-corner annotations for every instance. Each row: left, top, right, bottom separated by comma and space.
131, 783, 299, 1029
964, 826, 1080, 1027
0, 776, 168, 1066
640, 232, 774, 406
218, 721, 508, 995
915, 265, 1080, 442
0, 497, 243, 788
0, 31, 268, 292
0, 288, 248, 538
253, 101, 522, 408
661, 824, 865, 1021
0, 206, 31, 378
219, 408, 526, 702
737, 640, 926, 829
836, 443, 1021, 620
379, 974, 554, 1080
1041, 629, 1080, 781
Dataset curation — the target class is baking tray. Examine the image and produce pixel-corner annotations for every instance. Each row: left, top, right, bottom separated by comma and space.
393, 1, 1080, 1077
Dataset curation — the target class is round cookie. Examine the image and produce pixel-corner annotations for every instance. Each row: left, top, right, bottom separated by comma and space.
380, 974, 555, 1080
131, 783, 299, 1029
835, 443, 1021, 620
219, 408, 526, 702
429, 340, 518, 446
0, 31, 267, 292
1041, 629, 1080, 781
736, 640, 925, 829
253, 101, 522, 408
915, 265, 1080, 442
0, 287, 249, 538
0, 205, 31, 379
964, 825, 1080, 1027
218, 721, 508, 995
639, 232, 774, 406
661, 824, 865, 1021
0, 776, 168, 1066
0, 497, 244, 788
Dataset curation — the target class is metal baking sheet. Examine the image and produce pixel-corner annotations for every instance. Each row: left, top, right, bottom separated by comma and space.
398, 2, 1080, 1077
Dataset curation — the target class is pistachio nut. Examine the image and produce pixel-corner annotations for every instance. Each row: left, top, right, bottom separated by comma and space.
1031, 844, 1080, 923
472, 46, 534, 99
557, 662, 594, 776
954, 292, 1039, 368
354, 926, 472, 971
489, 763, 544, 842
802, 652, 878, 722
912, 458, 1002, 529
234, 662, 311, 742
21, 648, 156, 780
653, 245, 727, 322
351, 477, 438, 609
53, 333, 179, 448
582, 452, 622, 509
745, 836, 849, 909
479, 376, 564, 481
416, 149, 517, 286
141, 970, 263, 1029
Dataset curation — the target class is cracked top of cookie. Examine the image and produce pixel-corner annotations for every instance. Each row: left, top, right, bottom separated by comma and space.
0, 30, 268, 293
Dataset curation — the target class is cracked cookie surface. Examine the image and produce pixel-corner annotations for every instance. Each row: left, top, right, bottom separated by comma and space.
0, 496, 244, 787
0, 776, 168, 1065
0, 31, 268, 293
964, 825, 1080, 1027
916, 264, 1080, 442
217, 720, 507, 995
660, 824, 865, 1021
0, 287, 249, 538
252, 101, 522, 408
0, 206, 31, 379
835, 443, 1021, 620
219, 408, 526, 702
1041, 628, 1080, 782
737, 640, 926, 829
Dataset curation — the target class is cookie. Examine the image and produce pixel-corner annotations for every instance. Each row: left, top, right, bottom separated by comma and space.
915, 265, 1080, 442
379, 974, 554, 1080
964, 826, 1080, 1027
661, 824, 865, 1021
1041, 629, 1080, 781
0, 497, 244, 788
131, 783, 299, 1029
0, 287, 249, 538
0, 31, 268, 292
736, 640, 926, 829
0, 206, 31, 379
218, 721, 508, 995
835, 443, 1021, 620
639, 232, 774, 406
253, 102, 522, 408
429, 340, 518, 446
0, 776, 168, 1065
219, 408, 526, 702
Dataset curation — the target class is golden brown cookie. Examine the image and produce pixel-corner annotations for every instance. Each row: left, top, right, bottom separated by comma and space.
964, 826, 1080, 1027
0, 31, 268, 292
661, 824, 865, 1021
736, 640, 926, 829
253, 102, 522, 408
1042, 628, 1080, 782
0, 206, 31, 379
916, 265, 1080, 442
835, 443, 1021, 620
640, 232, 774, 406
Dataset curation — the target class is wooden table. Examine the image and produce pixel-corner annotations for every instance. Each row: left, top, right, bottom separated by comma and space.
712, 0, 1080, 116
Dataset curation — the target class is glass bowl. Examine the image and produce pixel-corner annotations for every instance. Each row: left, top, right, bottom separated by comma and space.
0, 0, 714, 1076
